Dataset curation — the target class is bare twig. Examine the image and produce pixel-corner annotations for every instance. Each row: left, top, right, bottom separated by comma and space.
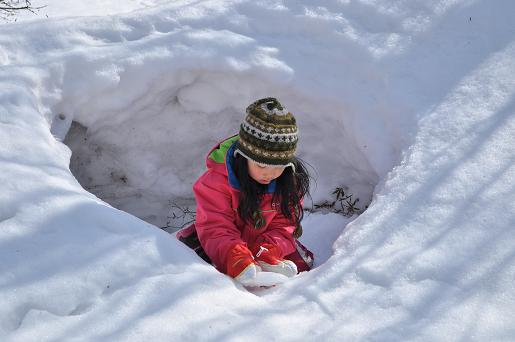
311, 186, 363, 217
161, 201, 196, 230
1, 0, 46, 20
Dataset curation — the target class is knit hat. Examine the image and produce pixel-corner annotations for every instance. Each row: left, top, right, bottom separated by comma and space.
235, 97, 298, 168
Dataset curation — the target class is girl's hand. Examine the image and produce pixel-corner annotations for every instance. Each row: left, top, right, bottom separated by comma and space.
252, 243, 297, 278
226, 244, 261, 284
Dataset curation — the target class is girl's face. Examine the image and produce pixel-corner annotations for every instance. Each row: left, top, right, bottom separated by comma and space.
247, 159, 286, 185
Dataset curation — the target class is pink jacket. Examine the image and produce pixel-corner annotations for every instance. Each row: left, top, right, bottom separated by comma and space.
193, 135, 297, 274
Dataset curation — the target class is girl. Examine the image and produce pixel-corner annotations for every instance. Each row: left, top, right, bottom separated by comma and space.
177, 97, 314, 285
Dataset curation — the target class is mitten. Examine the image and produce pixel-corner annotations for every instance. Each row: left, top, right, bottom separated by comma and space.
226, 243, 261, 284
252, 243, 297, 278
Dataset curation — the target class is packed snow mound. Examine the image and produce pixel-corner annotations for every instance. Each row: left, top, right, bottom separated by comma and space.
1, 0, 515, 341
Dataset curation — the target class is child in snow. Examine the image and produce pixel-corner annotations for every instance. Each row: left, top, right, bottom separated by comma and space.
177, 97, 314, 285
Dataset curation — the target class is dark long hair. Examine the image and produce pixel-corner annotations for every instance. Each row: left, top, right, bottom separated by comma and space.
233, 153, 311, 238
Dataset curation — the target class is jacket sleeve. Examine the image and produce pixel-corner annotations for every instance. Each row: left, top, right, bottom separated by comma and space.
193, 171, 244, 273
253, 206, 299, 258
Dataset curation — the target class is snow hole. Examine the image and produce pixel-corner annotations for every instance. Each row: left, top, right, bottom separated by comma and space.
56, 69, 379, 268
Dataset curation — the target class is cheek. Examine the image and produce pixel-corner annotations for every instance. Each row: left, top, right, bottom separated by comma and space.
248, 166, 263, 181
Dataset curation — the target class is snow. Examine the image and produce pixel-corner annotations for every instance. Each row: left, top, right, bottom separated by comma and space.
1, 0, 515, 341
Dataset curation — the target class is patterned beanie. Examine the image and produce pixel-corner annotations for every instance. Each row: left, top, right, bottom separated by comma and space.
235, 97, 298, 168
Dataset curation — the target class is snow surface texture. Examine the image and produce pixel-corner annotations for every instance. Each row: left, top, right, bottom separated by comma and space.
1, 0, 515, 341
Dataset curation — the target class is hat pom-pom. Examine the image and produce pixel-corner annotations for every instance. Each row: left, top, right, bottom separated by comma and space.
259, 98, 288, 116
